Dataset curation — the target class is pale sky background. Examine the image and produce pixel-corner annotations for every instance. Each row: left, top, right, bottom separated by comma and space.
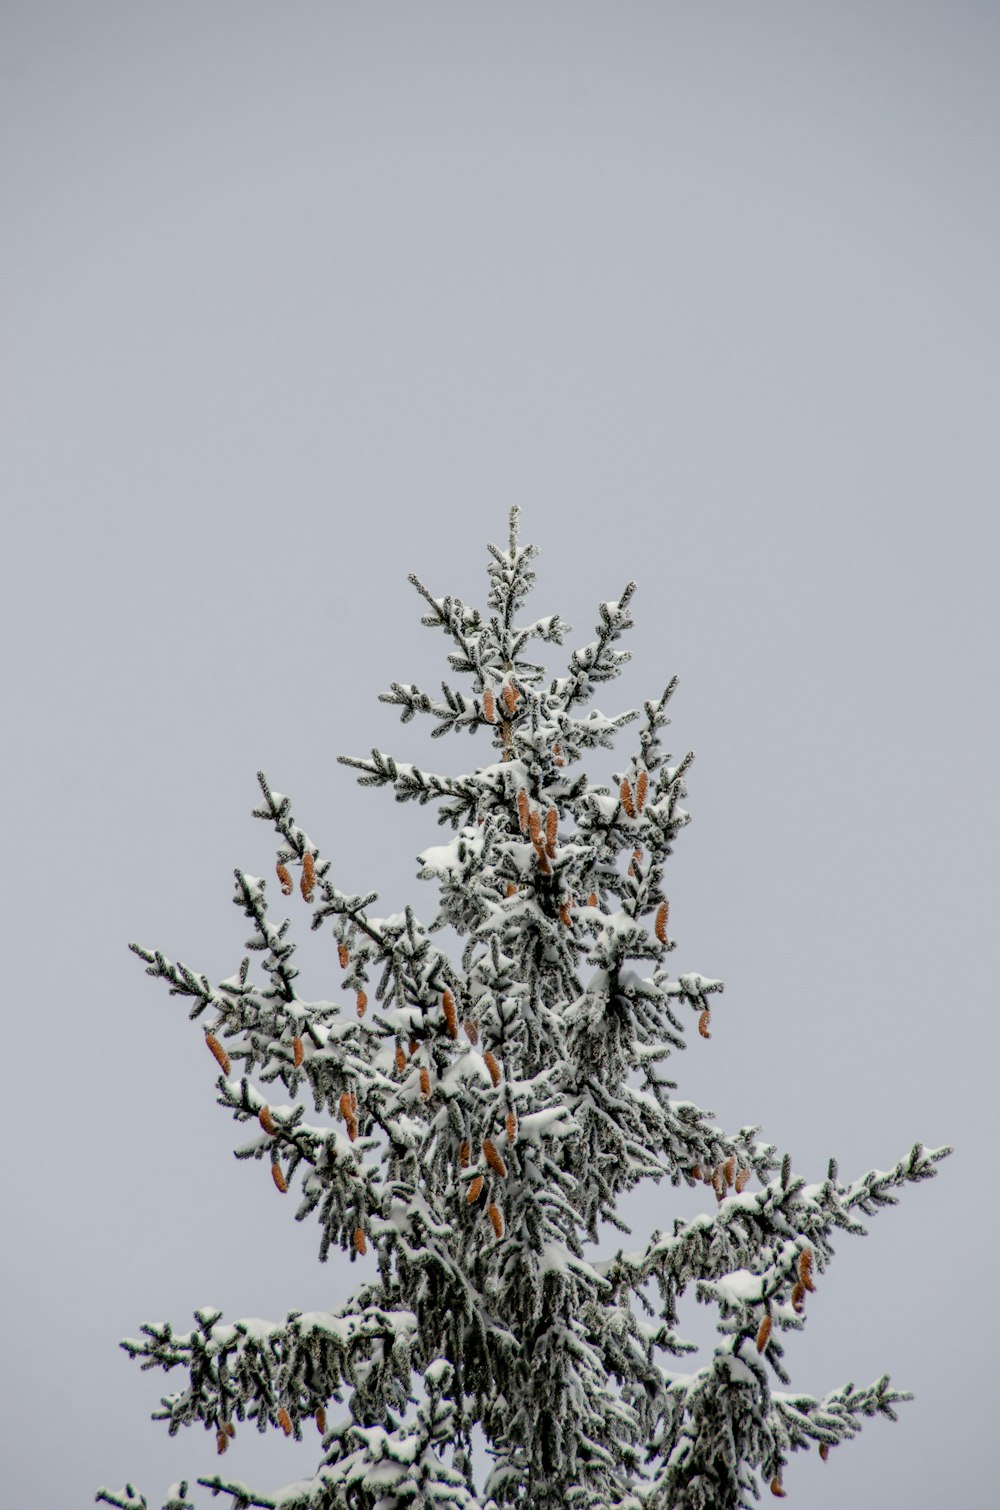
3, 4, 997, 1506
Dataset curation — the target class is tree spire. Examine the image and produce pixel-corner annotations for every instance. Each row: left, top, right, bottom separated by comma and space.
100, 518, 949, 1510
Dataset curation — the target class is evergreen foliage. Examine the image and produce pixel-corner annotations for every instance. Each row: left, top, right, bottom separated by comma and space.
99, 512, 949, 1510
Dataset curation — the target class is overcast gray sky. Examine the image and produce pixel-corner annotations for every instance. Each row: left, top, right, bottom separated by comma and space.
3, 3, 997, 1506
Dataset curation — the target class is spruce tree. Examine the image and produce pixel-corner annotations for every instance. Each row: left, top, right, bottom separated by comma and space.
99, 511, 948, 1510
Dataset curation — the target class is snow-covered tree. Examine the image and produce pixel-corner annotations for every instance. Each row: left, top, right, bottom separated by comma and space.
99, 511, 948, 1510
